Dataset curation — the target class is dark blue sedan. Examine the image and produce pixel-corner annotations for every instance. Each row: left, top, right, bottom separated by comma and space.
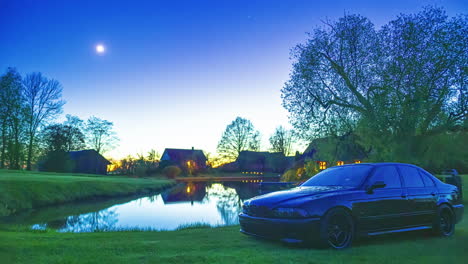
239, 163, 464, 249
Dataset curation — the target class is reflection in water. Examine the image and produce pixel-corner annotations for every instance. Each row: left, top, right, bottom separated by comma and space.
22, 182, 262, 232
32, 209, 119, 232
62, 209, 118, 232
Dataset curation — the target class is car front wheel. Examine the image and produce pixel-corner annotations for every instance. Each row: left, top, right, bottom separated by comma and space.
319, 208, 354, 249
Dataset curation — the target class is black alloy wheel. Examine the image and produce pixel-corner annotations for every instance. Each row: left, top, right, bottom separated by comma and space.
319, 208, 354, 249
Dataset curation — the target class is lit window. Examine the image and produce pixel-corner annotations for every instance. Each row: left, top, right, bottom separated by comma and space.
319, 161, 327, 170
355, 160, 361, 164
337, 161, 344, 166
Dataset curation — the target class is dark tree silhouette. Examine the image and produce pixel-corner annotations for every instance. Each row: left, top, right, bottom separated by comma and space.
41, 124, 85, 152
0, 68, 25, 169
217, 117, 261, 161
269, 126, 294, 156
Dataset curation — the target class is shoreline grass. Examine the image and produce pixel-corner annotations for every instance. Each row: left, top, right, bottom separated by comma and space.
0, 169, 174, 217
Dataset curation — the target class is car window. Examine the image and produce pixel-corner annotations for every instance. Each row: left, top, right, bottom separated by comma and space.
368, 166, 401, 188
301, 165, 373, 187
419, 170, 435, 187
399, 166, 424, 188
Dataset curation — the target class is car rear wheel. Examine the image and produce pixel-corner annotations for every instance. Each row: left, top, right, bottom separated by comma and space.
319, 208, 354, 249
433, 204, 455, 237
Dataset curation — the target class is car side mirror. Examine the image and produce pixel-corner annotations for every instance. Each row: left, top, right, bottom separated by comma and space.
366, 181, 386, 194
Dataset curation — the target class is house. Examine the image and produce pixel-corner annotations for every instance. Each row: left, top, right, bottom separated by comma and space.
68, 149, 111, 175
160, 147, 207, 170
302, 134, 368, 170
235, 151, 294, 173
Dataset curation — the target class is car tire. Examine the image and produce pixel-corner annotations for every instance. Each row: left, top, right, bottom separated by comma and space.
432, 204, 455, 237
318, 208, 354, 249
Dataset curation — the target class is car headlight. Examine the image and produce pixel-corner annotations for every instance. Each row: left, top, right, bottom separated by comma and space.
272, 207, 309, 218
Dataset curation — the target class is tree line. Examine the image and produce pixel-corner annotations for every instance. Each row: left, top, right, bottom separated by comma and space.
0, 68, 118, 171
216, 116, 296, 162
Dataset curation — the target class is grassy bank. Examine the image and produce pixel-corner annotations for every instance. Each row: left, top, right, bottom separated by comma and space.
0, 170, 174, 217
0, 177, 466, 263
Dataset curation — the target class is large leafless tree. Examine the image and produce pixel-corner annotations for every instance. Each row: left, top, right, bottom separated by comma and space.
23, 72, 65, 170
269, 126, 294, 156
85, 116, 118, 154
217, 117, 261, 161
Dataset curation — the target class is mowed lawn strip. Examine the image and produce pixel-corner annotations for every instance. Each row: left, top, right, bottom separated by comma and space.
0, 176, 466, 264
0, 170, 174, 216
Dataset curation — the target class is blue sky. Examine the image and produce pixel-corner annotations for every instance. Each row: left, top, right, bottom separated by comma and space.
0, 0, 466, 158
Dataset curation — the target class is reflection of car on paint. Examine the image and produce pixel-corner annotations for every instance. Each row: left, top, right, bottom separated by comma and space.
239, 163, 464, 249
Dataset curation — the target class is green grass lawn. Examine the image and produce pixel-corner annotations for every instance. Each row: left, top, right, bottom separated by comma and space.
0, 210, 466, 264
0, 170, 174, 217
0, 176, 466, 263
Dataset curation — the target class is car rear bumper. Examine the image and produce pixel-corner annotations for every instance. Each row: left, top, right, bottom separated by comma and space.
453, 204, 464, 224
238, 213, 321, 243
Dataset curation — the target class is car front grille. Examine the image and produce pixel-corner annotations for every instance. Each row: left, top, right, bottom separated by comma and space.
243, 204, 271, 217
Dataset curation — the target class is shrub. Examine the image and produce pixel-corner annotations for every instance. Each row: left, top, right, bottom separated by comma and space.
281, 169, 299, 182
163, 165, 182, 178
305, 161, 319, 178
134, 165, 147, 177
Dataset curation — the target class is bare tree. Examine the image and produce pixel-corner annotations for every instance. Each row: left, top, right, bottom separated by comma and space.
269, 126, 294, 156
216, 117, 261, 161
23, 72, 65, 170
85, 116, 118, 154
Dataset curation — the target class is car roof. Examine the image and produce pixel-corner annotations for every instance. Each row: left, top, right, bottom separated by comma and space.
339, 162, 421, 168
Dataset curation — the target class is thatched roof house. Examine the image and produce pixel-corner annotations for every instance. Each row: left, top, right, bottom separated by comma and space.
236, 151, 294, 173
302, 134, 369, 168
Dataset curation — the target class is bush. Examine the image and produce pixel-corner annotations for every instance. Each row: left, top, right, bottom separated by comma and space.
305, 161, 319, 178
134, 165, 147, 177
163, 165, 182, 178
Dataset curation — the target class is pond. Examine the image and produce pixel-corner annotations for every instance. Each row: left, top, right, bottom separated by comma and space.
0, 182, 265, 232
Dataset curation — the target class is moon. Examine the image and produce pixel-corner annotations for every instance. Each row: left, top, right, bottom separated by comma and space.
96, 44, 105, 54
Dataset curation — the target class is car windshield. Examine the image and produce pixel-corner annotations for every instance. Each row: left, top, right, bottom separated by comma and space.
301, 165, 373, 187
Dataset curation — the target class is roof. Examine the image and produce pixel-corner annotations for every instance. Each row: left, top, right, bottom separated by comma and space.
237, 151, 285, 160
236, 151, 293, 172
161, 148, 207, 163
68, 149, 111, 165
303, 134, 368, 161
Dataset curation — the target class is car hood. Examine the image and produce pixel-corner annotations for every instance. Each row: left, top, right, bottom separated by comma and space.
246, 186, 351, 207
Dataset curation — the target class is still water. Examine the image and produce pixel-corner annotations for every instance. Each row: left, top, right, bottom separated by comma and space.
1, 182, 262, 232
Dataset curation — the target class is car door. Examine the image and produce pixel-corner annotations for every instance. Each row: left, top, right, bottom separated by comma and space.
398, 165, 438, 226
353, 165, 410, 233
